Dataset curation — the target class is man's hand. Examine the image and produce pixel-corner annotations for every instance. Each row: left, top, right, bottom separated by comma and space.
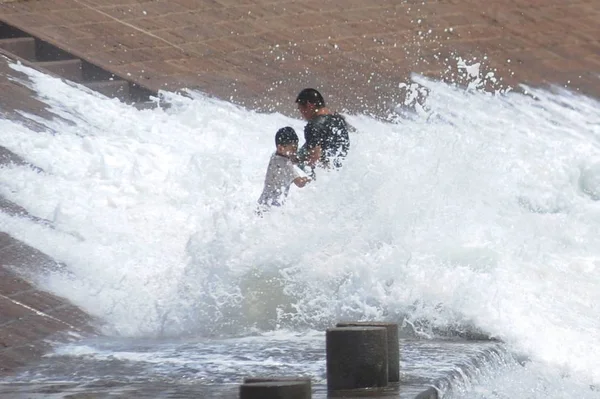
293, 176, 311, 187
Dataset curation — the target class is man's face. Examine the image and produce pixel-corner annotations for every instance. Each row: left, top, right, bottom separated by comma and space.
297, 103, 313, 120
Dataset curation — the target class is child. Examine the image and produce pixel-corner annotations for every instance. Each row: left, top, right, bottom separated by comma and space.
257, 127, 310, 209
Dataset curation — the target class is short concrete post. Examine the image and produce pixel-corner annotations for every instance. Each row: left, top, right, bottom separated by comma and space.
240, 380, 311, 399
326, 326, 388, 391
336, 321, 400, 382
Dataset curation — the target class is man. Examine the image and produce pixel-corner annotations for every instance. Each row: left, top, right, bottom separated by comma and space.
295, 88, 351, 171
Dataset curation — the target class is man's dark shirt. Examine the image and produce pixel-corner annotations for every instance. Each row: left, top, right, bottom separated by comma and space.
304, 113, 350, 168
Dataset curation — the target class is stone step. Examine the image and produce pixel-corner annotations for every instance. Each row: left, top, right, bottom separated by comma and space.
34, 59, 83, 82
0, 37, 35, 61
84, 80, 130, 102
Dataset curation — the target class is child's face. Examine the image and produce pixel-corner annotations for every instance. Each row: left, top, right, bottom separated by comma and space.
277, 142, 298, 157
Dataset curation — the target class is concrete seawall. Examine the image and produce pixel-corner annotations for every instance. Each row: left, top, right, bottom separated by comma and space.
0, 0, 599, 394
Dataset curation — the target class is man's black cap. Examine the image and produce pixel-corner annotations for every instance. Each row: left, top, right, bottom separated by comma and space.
295, 88, 325, 107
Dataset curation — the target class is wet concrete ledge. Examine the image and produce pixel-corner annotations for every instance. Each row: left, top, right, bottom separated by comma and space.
0, 338, 508, 398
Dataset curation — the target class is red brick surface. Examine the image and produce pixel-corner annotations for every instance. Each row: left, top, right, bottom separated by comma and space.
0, 233, 96, 375
0, 0, 598, 114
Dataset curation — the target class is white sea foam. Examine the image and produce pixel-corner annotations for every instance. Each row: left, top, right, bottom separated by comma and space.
1, 61, 600, 395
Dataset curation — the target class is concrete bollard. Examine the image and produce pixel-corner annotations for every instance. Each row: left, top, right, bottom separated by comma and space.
240, 380, 311, 399
336, 321, 400, 382
326, 326, 388, 391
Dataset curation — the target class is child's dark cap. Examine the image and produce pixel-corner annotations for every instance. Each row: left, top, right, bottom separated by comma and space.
275, 126, 299, 145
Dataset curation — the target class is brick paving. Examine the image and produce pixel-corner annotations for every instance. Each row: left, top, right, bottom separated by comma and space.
0, 0, 598, 115
0, 232, 97, 374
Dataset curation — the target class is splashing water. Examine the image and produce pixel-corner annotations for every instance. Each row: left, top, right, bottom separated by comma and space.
1, 61, 600, 397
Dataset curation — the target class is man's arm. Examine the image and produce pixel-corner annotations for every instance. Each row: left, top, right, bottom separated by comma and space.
306, 145, 322, 167
304, 122, 324, 167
